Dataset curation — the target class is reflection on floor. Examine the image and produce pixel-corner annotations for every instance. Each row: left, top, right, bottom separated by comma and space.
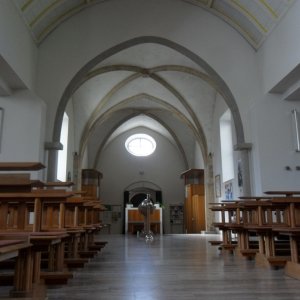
46, 234, 300, 300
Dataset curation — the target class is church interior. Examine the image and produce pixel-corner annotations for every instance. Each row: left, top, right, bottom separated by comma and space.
1, 0, 300, 299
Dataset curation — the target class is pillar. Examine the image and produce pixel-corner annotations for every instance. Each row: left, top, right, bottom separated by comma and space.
73, 152, 81, 190
205, 152, 216, 232
45, 141, 63, 181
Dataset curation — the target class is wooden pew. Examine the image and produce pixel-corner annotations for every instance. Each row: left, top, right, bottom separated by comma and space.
38, 182, 107, 259
0, 190, 74, 231
210, 197, 289, 263
81, 169, 108, 248
76, 200, 100, 258
215, 200, 259, 258
265, 191, 300, 279
0, 162, 45, 171
210, 202, 238, 253
0, 237, 33, 297
236, 192, 299, 271
62, 197, 88, 268
239, 196, 290, 267
41, 191, 105, 266
0, 165, 80, 290
0, 190, 76, 285
210, 191, 300, 281
0, 163, 107, 288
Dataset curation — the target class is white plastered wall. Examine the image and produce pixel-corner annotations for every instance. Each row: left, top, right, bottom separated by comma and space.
0, 1, 37, 90
194, 142, 204, 169
246, 93, 300, 192
251, 1, 300, 193
258, 0, 300, 93
0, 90, 46, 179
0, 2, 44, 179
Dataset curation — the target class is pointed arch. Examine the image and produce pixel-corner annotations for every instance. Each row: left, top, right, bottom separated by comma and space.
53, 36, 245, 148
79, 93, 206, 165
91, 109, 190, 169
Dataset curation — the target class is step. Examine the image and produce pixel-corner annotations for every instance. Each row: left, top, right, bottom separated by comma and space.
65, 258, 89, 268
40, 271, 73, 285
88, 244, 103, 251
94, 241, 108, 246
78, 251, 97, 258
268, 256, 290, 269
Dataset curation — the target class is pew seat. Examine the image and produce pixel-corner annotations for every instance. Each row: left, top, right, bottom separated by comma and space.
209, 240, 222, 246
0, 231, 73, 285
78, 250, 98, 258
267, 256, 290, 269
64, 258, 89, 268
94, 241, 108, 246
40, 271, 73, 285
221, 243, 237, 252
0, 239, 33, 297
240, 249, 258, 260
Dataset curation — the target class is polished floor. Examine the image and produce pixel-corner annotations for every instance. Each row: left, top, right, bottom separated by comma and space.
43, 234, 300, 300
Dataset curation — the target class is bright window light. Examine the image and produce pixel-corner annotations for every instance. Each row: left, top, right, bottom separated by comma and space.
125, 134, 156, 157
57, 112, 69, 181
220, 110, 234, 182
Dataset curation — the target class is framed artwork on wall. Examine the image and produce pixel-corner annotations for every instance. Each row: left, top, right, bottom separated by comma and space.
237, 160, 243, 187
224, 180, 233, 200
237, 159, 243, 194
215, 174, 221, 197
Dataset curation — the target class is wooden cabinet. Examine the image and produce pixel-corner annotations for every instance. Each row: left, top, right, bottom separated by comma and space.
181, 169, 206, 233
191, 194, 205, 232
81, 169, 102, 199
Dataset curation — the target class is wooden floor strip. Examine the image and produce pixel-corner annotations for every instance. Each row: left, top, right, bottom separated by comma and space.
45, 234, 300, 300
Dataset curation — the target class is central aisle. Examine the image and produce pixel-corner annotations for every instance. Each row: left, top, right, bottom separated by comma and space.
47, 234, 300, 300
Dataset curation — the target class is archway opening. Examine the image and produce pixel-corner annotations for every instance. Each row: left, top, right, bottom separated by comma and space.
50, 36, 249, 233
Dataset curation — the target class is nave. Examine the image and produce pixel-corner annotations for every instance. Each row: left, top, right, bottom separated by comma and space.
45, 234, 300, 300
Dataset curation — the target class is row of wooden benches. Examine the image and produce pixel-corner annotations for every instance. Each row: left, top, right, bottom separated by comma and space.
210, 191, 300, 280
0, 162, 107, 298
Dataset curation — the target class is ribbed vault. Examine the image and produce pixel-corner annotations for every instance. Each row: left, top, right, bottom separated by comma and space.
46, 36, 249, 194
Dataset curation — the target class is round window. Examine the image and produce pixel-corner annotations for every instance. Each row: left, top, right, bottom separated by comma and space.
125, 134, 156, 157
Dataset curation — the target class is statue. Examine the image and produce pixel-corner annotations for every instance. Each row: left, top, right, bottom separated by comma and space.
138, 194, 154, 241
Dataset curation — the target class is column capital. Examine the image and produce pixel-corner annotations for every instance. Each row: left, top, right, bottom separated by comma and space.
44, 141, 63, 150
234, 143, 252, 151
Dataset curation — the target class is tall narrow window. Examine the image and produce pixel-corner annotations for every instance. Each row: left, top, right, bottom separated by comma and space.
220, 110, 234, 182
57, 112, 69, 181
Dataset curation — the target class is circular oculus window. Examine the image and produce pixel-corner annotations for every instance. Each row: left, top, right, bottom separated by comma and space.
125, 134, 156, 157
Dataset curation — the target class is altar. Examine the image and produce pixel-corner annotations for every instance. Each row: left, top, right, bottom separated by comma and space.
125, 206, 163, 234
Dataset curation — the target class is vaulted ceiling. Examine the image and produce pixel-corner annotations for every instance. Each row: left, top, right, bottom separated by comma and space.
10, 0, 295, 170
71, 42, 215, 169
13, 0, 294, 49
